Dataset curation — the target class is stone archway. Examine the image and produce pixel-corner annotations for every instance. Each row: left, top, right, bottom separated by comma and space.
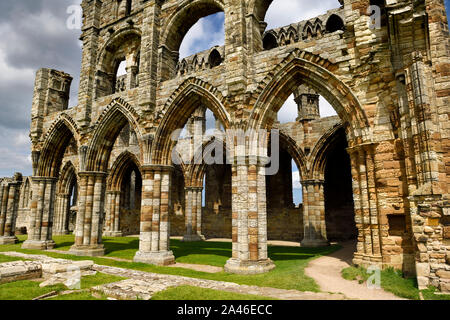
105, 151, 142, 237
23, 116, 80, 250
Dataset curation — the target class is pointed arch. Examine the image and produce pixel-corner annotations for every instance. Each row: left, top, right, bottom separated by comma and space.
263, 31, 278, 50
37, 115, 80, 178
107, 151, 142, 191
58, 161, 78, 195
20, 177, 32, 209
85, 98, 143, 172
279, 130, 307, 180
308, 124, 346, 180
182, 134, 230, 188
152, 78, 231, 165
248, 49, 370, 145
160, 0, 224, 53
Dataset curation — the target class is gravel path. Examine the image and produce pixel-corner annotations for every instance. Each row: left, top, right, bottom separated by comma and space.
304, 241, 406, 300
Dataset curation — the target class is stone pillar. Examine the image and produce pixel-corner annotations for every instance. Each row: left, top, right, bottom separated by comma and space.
301, 180, 329, 247
68, 172, 106, 256
22, 177, 57, 250
133, 165, 175, 266
224, 156, 275, 274
182, 186, 205, 242
0, 178, 22, 244
103, 191, 122, 237
347, 144, 382, 267
53, 193, 70, 235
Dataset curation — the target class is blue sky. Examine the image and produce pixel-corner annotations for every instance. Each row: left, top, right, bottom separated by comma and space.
0, 0, 449, 182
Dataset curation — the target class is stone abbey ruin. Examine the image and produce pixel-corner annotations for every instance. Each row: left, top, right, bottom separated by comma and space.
0, 0, 449, 292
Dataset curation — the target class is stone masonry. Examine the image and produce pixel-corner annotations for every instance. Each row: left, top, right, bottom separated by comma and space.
0, 0, 449, 292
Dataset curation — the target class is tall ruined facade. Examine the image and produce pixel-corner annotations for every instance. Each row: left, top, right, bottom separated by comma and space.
0, 0, 449, 292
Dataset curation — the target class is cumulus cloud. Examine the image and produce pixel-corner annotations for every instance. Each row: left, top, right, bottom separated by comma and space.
179, 12, 225, 58
265, 0, 341, 29
0, 0, 82, 177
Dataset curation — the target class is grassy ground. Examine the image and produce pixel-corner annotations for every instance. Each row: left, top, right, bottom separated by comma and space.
0, 254, 26, 263
1, 235, 339, 293
341, 266, 450, 300
0, 273, 124, 300
151, 285, 277, 300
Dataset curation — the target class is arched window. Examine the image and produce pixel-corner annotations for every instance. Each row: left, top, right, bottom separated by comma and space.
208, 49, 222, 68
114, 59, 127, 94
162, 3, 225, 80
263, 33, 278, 50
325, 14, 345, 33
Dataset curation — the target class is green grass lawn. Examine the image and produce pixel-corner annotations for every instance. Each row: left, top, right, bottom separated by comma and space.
0, 254, 26, 263
151, 285, 277, 300
341, 266, 450, 300
1, 235, 339, 293
0, 272, 124, 300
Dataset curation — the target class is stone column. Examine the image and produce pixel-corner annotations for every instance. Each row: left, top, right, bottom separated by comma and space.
301, 179, 329, 247
182, 186, 205, 242
69, 172, 106, 256
103, 191, 122, 237
133, 165, 175, 265
347, 144, 382, 267
53, 193, 70, 235
22, 177, 57, 250
0, 179, 22, 244
195, 187, 205, 240
224, 156, 275, 274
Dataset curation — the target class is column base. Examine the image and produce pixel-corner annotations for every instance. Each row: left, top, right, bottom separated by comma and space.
133, 250, 175, 266
68, 244, 105, 257
0, 236, 18, 245
301, 238, 330, 247
22, 240, 55, 250
224, 258, 276, 275
103, 231, 123, 237
182, 234, 206, 242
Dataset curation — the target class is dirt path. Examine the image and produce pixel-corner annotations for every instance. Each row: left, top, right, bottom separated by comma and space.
304, 241, 406, 300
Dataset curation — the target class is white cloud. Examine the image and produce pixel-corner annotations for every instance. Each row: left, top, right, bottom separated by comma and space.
179, 13, 225, 58
265, 0, 341, 30
292, 170, 302, 189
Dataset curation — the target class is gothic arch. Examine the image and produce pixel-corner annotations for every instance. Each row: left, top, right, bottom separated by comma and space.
37, 115, 80, 178
247, 0, 273, 23
97, 27, 142, 69
248, 49, 370, 144
107, 151, 142, 191
279, 130, 307, 180
58, 161, 78, 195
85, 98, 143, 172
160, 0, 224, 53
308, 124, 345, 180
182, 135, 230, 188
151, 78, 231, 165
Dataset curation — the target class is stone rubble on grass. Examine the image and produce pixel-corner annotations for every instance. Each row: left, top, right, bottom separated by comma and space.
92, 264, 346, 300
0, 252, 94, 288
